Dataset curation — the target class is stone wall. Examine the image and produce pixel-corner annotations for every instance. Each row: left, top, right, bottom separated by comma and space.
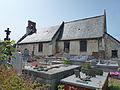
18, 42, 53, 56
57, 39, 99, 55
22, 65, 79, 90
18, 44, 33, 55
105, 34, 120, 59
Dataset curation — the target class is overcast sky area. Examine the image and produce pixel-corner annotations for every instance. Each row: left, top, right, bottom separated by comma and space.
0, 0, 120, 42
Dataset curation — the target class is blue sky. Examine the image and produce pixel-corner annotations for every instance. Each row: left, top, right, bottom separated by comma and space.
0, 0, 120, 41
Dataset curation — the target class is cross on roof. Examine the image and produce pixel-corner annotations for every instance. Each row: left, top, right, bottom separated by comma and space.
4, 28, 11, 41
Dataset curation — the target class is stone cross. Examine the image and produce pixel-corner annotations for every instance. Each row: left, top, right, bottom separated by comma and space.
4, 28, 11, 41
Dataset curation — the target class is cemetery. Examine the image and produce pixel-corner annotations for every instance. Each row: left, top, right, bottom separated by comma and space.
60, 70, 108, 90
23, 64, 79, 90
95, 60, 119, 72
10, 51, 120, 90
1, 41, 119, 90
9, 46, 120, 90
0, 22, 120, 90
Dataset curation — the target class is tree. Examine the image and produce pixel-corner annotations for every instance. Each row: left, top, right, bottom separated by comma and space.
0, 40, 16, 62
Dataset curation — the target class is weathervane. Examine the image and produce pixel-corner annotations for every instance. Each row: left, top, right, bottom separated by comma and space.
4, 28, 11, 41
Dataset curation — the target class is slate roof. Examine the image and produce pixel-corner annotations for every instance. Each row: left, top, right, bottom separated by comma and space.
61, 15, 104, 40
19, 15, 105, 44
19, 25, 60, 44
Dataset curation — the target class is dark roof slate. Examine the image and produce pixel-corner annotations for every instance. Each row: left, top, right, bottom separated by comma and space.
61, 15, 104, 40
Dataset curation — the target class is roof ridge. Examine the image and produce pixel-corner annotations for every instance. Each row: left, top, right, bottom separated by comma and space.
37, 15, 104, 30
64, 15, 104, 24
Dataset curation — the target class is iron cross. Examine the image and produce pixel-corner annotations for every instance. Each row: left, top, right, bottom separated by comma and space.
4, 28, 11, 41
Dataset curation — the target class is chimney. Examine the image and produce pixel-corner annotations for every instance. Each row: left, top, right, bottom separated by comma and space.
26, 20, 37, 35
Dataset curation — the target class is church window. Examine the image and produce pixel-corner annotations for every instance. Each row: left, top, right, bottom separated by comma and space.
80, 40, 87, 52
38, 43, 43, 52
111, 50, 118, 58
64, 41, 70, 53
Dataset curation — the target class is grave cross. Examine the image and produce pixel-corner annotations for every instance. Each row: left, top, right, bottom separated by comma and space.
4, 28, 11, 41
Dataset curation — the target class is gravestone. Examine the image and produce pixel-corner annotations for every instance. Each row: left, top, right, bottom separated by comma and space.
11, 51, 23, 74
23, 48, 31, 62
81, 69, 96, 77
74, 69, 81, 78
63, 53, 70, 60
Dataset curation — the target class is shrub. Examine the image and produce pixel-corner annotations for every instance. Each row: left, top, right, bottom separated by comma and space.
61, 60, 72, 64
81, 63, 91, 69
57, 84, 64, 90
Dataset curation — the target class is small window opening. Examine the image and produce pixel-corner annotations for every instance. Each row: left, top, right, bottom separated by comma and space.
111, 50, 118, 58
